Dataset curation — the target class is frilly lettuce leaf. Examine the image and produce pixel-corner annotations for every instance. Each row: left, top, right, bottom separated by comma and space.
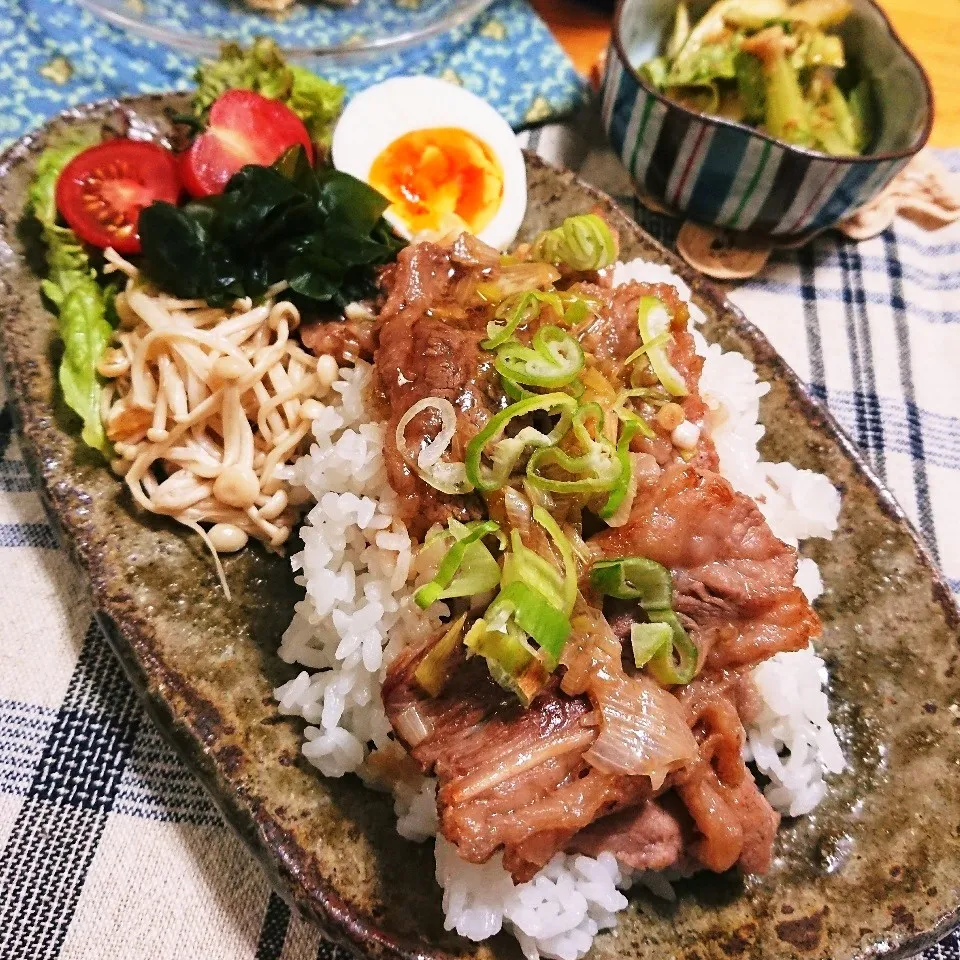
29, 142, 114, 454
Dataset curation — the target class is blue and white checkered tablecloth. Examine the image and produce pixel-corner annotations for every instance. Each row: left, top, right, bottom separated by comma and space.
0, 44, 958, 960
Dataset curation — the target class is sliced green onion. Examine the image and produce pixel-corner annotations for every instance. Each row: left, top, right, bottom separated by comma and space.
630, 621, 674, 668
612, 394, 657, 441
494, 325, 585, 389
465, 617, 532, 675
501, 375, 536, 403
475, 509, 578, 702
599, 420, 640, 521
483, 292, 539, 350
530, 214, 618, 272
482, 290, 566, 349
502, 531, 566, 613
465, 393, 577, 492
503, 372, 585, 403
526, 402, 621, 495
637, 296, 688, 397
623, 330, 671, 368
591, 556, 699, 686
563, 297, 591, 326
414, 614, 467, 696
589, 556, 672, 611
532, 506, 578, 615
645, 609, 698, 686
464, 617, 550, 707
413, 519, 502, 609
618, 387, 669, 405
486, 581, 570, 666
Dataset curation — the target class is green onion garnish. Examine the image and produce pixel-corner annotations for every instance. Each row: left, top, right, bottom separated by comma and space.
494, 325, 585, 390
598, 420, 640, 521
636, 296, 688, 398
413, 519, 502, 610
644, 609, 698, 686
486, 581, 570, 667
502, 531, 567, 614
532, 506, 578, 616
590, 556, 699, 686
630, 621, 673, 667
464, 393, 577, 493
482, 292, 540, 350
530, 214, 618, 272
464, 617, 550, 708
590, 556, 673, 609
526, 402, 622, 495
414, 614, 468, 697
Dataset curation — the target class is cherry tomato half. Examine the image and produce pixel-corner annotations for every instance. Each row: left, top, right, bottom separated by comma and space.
55, 139, 182, 254
182, 89, 315, 198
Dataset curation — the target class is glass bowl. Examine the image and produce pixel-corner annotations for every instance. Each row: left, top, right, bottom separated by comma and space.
74, 0, 497, 60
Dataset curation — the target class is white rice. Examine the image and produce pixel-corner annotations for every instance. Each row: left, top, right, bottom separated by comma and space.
745, 647, 846, 816
273, 361, 444, 778
435, 839, 629, 960
275, 259, 846, 960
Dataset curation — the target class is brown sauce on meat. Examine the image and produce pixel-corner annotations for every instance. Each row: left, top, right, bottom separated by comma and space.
573, 280, 719, 471
299, 316, 376, 364
373, 241, 505, 539
373, 233, 818, 884
591, 465, 820, 670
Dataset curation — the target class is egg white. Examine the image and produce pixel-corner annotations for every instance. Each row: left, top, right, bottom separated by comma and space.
332, 76, 527, 251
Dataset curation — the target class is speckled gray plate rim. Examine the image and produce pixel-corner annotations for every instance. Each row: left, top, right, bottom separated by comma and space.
0, 95, 957, 960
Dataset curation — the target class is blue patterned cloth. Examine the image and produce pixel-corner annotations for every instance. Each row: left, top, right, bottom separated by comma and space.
0, 0, 586, 148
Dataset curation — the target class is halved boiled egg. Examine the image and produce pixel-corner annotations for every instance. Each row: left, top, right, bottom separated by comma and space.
332, 76, 527, 250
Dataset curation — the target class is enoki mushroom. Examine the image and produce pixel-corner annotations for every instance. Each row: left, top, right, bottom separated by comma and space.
100, 249, 339, 598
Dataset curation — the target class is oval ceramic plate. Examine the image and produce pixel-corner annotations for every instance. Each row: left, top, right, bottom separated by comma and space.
0, 95, 958, 960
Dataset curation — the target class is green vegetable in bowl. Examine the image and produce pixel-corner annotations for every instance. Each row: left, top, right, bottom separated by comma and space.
641, 0, 874, 155
29, 143, 115, 454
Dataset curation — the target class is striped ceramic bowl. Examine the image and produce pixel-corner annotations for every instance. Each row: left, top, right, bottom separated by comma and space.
603, 0, 933, 242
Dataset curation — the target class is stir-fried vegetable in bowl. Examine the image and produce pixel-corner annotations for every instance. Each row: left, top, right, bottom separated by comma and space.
603, 0, 931, 239
641, 0, 873, 155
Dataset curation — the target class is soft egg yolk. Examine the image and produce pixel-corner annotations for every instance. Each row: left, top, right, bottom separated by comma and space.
368, 127, 504, 237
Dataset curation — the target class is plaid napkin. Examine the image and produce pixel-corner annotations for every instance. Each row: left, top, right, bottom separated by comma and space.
0, 109, 958, 958
0, 0, 586, 147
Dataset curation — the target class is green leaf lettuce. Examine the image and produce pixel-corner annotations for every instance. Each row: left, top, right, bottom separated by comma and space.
29, 142, 114, 454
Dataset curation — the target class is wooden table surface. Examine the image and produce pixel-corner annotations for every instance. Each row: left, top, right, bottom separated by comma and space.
532, 0, 958, 148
